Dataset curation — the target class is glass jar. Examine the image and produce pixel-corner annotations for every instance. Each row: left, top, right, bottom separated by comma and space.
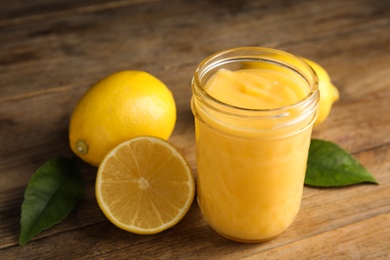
191, 47, 319, 243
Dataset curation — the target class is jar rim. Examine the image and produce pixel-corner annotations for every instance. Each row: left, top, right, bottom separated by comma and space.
192, 46, 319, 117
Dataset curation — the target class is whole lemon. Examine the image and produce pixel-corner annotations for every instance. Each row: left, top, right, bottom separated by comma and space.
69, 70, 176, 166
302, 58, 339, 126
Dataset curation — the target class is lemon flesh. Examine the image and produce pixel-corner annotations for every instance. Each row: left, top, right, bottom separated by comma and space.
96, 136, 195, 234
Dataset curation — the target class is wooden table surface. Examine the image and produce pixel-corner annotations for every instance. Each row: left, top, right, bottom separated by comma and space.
1, 0, 390, 259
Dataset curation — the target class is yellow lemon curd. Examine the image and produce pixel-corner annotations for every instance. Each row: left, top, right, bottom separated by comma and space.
194, 67, 316, 242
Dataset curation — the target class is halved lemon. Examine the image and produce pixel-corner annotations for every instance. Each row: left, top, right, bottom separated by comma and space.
96, 136, 195, 234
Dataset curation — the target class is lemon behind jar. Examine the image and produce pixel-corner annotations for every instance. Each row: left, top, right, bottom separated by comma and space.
69, 70, 176, 167
243, 56, 339, 126
301, 58, 339, 126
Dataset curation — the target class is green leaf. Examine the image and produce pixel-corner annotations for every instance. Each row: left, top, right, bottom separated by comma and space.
305, 139, 379, 187
19, 157, 85, 246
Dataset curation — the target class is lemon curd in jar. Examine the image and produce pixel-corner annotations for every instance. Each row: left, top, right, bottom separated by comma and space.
191, 47, 319, 243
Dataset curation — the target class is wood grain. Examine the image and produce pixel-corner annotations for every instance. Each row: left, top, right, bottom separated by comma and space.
1, 0, 389, 258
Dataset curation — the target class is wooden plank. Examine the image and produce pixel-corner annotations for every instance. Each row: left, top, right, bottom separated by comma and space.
1, 0, 389, 99
0, 0, 162, 26
1, 182, 388, 258
242, 213, 390, 259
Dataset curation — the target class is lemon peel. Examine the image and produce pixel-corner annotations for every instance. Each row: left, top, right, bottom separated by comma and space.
302, 58, 339, 126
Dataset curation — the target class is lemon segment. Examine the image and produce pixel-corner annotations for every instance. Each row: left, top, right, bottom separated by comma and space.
69, 71, 176, 166
95, 136, 195, 234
